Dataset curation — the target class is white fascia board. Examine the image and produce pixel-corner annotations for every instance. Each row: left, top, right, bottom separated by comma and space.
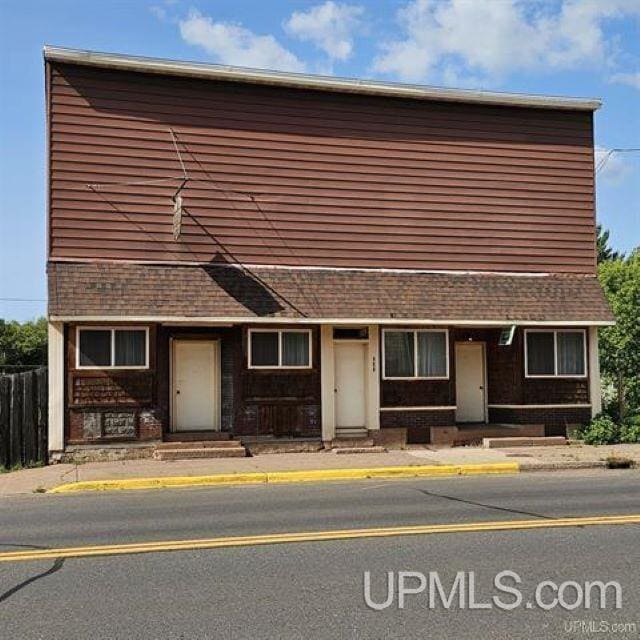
48, 316, 616, 327
488, 404, 592, 409
43, 46, 601, 111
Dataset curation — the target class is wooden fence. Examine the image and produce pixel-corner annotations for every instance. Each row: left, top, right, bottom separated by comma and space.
0, 368, 48, 469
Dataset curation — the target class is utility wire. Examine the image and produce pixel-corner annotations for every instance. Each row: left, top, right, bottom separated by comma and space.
596, 148, 640, 174
84, 126, 311, 317
170, 131, 321, 315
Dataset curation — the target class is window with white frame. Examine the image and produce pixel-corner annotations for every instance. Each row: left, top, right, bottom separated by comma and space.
77, 327, 149, 369
383, 329, 448, 379
525, 329, 586, 377
248, 329, 311, 369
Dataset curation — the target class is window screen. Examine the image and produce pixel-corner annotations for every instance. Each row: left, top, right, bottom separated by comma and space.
417, 331, 447, 377
557, 331, 585, 375
384, 331, 415, 378
78, 330, 111, 367
282, 332, 309, 367
250, 332, 279, 366
526, 332, 555, 375
114, 330, 146, 366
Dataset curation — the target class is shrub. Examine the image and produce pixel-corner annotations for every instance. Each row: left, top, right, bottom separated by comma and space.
578, 414, 620, 445
619, 416, 640, 444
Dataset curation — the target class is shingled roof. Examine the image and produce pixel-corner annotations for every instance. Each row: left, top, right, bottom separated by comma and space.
48, 262, 614, 324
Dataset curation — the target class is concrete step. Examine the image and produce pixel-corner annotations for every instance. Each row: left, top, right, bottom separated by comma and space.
153, 447, 247, 460
330, 437, 375, 449
156, 440, 243, 450
164, 431, 231, 442
335, 430, 369, 440
483, 436, 567, 449
333, 446, 387, 454
243, 440, 323, 455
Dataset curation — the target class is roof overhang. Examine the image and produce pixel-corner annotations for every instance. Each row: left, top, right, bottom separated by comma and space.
47, 262, 615, 325
43, 45, 601, 112
48, 316, 615, 326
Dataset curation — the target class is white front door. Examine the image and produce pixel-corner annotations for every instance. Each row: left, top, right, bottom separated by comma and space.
334, 342, 367, 428
172, 340, 220, 431
455, 343, 486, 423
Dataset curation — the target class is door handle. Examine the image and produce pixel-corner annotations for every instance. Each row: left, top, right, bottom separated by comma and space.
479, 386, 483, 390
176, 390, 181, 395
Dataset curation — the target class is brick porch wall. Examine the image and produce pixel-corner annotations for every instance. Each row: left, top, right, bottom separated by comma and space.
380, 409, 456, 444
488, 406, 592, 436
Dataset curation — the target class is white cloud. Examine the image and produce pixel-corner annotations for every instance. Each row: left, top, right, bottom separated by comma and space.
284, 1, 364, 62
373, 0, 640, 84
595, 145, 634, 185
610, 71, 640, 89
179, 10, 306, 72
150, 0, 178, 23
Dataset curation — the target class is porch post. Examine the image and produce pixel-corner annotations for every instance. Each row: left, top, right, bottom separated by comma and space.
320, 324, 335, 442
367, 325, 380, 430
47, 321, 65, 455
588, 326, 602, 417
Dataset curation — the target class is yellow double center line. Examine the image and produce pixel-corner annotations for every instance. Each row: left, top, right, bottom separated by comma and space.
2, 514, 639, 563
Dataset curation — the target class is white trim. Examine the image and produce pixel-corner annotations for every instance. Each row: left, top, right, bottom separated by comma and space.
75, 326, 149, 370
47, 321, 65, 453
380, 406, 456, 411
239, 263, 557, 277
366, 325, 380, 431
50, 257, 560, 278
381, 329, 449, 380
488, 404, 592, 409
588, 326, 602, 417
51, 316, 616, 327
51, 257, 612, 280
43, 46, 601, 111
524, 328, 588, 379
247, 328, 312, 369
320, 325, 335, 441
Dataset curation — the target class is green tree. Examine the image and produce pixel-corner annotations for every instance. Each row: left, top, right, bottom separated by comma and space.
0, 317, 48, 367
596, 224, 623, 263
598, 249, 640, 421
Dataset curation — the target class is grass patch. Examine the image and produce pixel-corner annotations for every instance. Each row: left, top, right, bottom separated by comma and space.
0, 460, 45, 473
605, 456, 635, 470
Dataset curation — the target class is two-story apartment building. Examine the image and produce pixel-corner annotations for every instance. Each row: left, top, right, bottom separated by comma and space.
44, 47, 614, 460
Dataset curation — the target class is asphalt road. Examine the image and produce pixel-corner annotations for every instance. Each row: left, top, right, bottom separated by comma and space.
1, 470, 639, 639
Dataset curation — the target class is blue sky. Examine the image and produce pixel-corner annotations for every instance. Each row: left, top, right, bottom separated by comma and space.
1, 0, 639, 321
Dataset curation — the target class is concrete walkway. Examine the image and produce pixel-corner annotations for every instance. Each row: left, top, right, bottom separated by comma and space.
1, 443, 639, 496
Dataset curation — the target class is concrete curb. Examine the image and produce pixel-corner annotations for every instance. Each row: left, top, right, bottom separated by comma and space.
519, 460, 609, 472
48, 462, 520, 493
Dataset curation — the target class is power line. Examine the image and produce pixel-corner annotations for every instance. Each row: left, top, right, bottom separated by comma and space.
596, 148, 640, 174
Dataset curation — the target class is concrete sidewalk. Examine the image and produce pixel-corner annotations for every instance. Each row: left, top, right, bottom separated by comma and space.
1, 443, 639, 496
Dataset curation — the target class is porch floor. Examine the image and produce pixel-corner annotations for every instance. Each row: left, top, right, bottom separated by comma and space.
164, 431, 232, 442
451, 423, 545, 446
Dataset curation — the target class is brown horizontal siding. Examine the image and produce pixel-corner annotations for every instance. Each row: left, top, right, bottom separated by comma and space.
48, 63, 596, 273
52, 155, 594, 193
52, 136, 594, 177
50, 119, 593, 165
50, 76, 593, 139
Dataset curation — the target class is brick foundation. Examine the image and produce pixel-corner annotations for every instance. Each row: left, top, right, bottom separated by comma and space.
488, 407, 591, 437
68, 407, 163, 443
380, 410, 456, 444
60, 444, 157, 463
370, 427, 407, 449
